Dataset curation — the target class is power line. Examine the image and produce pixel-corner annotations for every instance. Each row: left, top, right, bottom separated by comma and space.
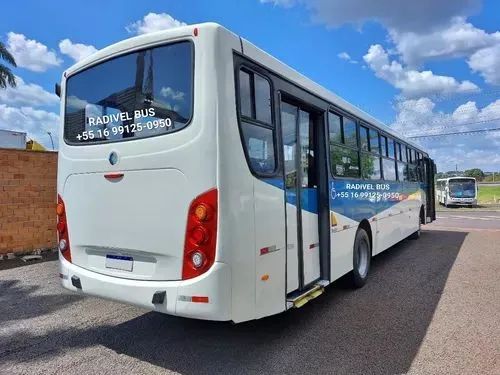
404, 116, 500, 137
407, 127, 500, 139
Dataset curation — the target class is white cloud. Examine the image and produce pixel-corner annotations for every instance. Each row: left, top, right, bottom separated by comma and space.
260, 0, 296, 8
66, 95, 89, 110
59, 39, 98, 62
392, 98, 500, 170
160, 87, 185, 101
0, 104, 60, 149
363, 44, 479, 98
261, 0, 480, 33
468, 43, 500, 85
262, 1, 500, 87
6, 32, 61, 72
389, 17, 500, 67
337, 52, 357, 64
0, 76, 58, 107
126, 13, 186, 35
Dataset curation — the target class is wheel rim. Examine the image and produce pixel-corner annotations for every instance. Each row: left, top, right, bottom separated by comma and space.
357, 238, 369, 278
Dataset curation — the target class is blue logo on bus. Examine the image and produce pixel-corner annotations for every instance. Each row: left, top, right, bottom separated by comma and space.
109, 151, 118, 165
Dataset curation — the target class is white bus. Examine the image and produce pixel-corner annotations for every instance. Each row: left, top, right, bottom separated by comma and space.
57, 23, 436, 323
436, 177, 477, 207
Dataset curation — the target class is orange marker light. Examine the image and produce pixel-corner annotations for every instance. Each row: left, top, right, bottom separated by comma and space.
56, 203, 65, 216
191, 296, 208, 303
261, 274, 270, 281
194, 204, 208, 221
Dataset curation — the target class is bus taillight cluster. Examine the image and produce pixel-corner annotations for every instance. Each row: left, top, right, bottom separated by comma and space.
182, 189, 218, 280
56, 195, 72, 263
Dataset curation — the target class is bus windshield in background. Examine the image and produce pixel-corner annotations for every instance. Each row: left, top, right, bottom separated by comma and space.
64, 41, 193, 144
449, 179, 476, 198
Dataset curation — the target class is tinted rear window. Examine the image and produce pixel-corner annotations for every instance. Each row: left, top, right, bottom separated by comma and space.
64, 41, 193, 144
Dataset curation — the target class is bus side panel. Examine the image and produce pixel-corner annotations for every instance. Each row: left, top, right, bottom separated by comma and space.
329, 181, 361, 280
330, 224, 358, 281
216, 27, 257, 323
254, 179, 286, 319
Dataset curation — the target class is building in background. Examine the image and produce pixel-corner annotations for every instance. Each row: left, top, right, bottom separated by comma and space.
0, 129, 27, 149
0, 128, 47, 151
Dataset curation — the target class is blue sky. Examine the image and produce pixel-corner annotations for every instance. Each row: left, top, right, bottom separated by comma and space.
1, 0, 499, 171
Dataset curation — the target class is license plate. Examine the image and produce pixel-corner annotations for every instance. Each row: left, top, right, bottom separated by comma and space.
105, 254, 133, 272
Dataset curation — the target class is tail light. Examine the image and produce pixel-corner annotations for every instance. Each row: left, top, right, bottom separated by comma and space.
56, 194, 71, 263
182, 188, 217, 280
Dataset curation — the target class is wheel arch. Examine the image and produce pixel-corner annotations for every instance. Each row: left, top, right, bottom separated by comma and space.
358, 219, 373, 255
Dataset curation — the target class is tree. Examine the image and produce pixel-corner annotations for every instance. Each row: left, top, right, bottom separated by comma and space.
464, 168, 484, 181
0, 41, 17, 89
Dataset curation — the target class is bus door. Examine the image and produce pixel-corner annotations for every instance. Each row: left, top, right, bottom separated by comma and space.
424, 157, 436, 222
280, 101, 321, 293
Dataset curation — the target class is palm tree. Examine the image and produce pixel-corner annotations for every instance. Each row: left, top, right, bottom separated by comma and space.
0, 41, 17, 89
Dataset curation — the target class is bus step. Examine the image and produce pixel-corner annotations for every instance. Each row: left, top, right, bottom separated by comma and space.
287, 284, 324, 308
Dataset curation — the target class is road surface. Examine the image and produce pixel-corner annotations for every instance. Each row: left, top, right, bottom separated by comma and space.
430, 210, 500, 231
0, 211, 499, 374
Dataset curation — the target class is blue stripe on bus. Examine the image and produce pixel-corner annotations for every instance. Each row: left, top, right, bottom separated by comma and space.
262, 178, 319, 214
329, 180, 421, 222
261, 177, 423, 221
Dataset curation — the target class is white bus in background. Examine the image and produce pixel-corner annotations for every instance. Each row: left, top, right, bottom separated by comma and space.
436, 177, 477, 207
56, 23, 436, 323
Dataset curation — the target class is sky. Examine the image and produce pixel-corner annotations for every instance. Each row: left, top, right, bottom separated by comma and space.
0, 0, 499, 172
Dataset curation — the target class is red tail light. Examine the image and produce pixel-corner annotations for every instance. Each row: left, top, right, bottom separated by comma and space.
56, 194, 71, 263
182, 188, 217, 280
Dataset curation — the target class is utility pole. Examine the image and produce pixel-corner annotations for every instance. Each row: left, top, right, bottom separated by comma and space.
47, 131, 55, 150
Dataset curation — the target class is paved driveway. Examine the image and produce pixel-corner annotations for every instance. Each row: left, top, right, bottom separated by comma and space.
0, 213, 499, 374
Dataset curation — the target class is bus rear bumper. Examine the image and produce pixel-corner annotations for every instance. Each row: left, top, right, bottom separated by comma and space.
59, 256, 232, 321
449, 199, 477, 205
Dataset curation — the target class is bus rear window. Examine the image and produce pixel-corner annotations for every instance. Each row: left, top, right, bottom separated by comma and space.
64, 41, 193, 144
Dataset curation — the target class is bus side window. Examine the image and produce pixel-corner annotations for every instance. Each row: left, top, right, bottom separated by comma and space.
329, 112, 360, 178
241, 125, 275, 174
239, 70, 253, 118
238, 67, 276, 175
254, 74, 272, 124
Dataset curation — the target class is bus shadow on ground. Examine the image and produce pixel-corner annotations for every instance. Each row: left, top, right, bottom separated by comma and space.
0, 230, 466, 375
96, 229, 466, 374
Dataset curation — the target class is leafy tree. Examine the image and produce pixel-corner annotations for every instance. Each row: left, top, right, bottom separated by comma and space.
0, 41, 17, 89
464, 168, 485, 181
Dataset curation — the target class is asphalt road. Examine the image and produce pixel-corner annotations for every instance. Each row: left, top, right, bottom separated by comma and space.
431, 210, 500, 231
1, 212, 499, 375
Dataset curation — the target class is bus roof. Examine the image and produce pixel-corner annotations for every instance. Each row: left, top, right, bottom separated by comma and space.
62, 22, 427, 154
437, 177, 476, 181
239, 34, 426, 153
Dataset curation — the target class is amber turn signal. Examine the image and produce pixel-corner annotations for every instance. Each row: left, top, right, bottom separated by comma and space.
194, 204, 209, 221
56, 203, 65, 216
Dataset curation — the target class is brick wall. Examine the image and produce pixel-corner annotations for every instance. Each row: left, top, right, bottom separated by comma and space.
0, 148, 57, 255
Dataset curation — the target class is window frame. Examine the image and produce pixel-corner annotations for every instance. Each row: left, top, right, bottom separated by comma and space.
234, 54, 431, 182
236, 64, 278, 177
328, 109, 361, 179
359, 125, 370, 152
238, 67, 275, 127
369, 127, 380, 155
382, 156, 397, 181
63, 39, 196, 146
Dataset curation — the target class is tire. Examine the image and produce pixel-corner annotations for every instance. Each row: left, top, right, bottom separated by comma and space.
350, 228, 371, 288
409, 215, 421, 240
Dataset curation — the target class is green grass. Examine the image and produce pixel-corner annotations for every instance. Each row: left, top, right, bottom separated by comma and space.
478, 185, 500, 204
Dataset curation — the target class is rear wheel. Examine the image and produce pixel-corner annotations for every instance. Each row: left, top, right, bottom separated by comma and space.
350, 228, 371, 288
